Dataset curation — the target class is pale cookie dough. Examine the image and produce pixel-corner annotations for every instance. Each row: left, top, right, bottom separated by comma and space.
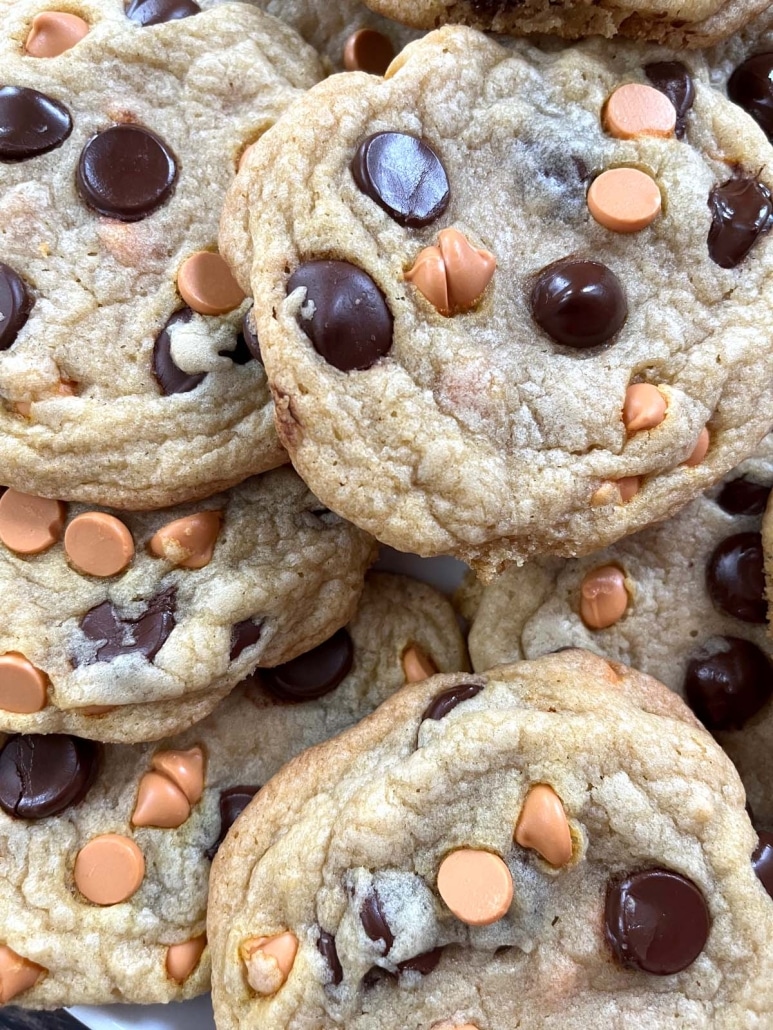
469, 435, 773, 825
0, 0, 325, 509
358, 0, 768, 47
221, 27, 773, 578
706, 7, 773, 145
0, 573, 467, 1008
0, 467, 375, 743
209, 650, 773, 1030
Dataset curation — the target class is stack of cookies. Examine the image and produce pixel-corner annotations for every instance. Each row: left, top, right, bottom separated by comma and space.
1, 0, 773, 1027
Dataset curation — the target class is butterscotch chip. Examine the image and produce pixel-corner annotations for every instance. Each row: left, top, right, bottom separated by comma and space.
152, 746, 205, 803
0, 653, 47, 714
177, 252, 245, 316
515, 784, 573, 867
64, 512, 134, 577
241, 932, 298, 995
148, 512, 222, 569
0, 945, 44, 1003
405, 228, 496, 315
131, 771, 190, 829
623, 383, 668, 432
580, 566, 629, 629
588, 168, 662, 233
74, 834, 145, 905
402, 644, 438, 683
604, 84, 677, 139
166, 936, 206, 984
25, 12, 89, 57
0, 490, 65, 555
685, 427, 711, 467
436, 849, 513, 925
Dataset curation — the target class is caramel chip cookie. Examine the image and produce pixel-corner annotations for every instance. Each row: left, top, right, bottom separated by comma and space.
0, 573, 466, 1007
0, 0, 325, 509
209, 650, 773, 1030
0, 467, 374, 742
469, 434, 773, 825
221, 27, 773, 577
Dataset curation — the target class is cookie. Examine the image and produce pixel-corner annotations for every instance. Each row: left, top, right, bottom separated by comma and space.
0, 572, 466, 1008
0, 0, 325, 510
209, 649, 773, 1030
468, 435, 773, 826
0, 467, 375, 743
221, 27, 773, 578
707, 8, 773, 145
357, 0, 768, 47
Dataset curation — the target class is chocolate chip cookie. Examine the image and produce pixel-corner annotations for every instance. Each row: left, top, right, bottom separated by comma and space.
0, 467, 374, 743
0, 572, 466, 1007
209, 649, 773, 1030
707, 7, 773, 146
0, 0, 324, 509
468, 434, 773, 825
221, 27, 773, 577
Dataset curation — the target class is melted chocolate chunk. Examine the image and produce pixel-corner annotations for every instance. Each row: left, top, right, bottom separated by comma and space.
397, 947, 443, 976
708, 177, 773, 269
0, 264, 33, 350
645, 62, 695, 138
352, 132, 449, 227
262, 629, 353, 702
77, 124, 178, 221
153, 308, 206, 395
715, 476, 771, 517
753, 831, 773, 898
605, 869, 710, 975
0, 734, 100, 819
422, 682, 482, 722
728, 54, 773, 141
76, 587, 176, 665
706, 532, 766, 623
360, 889, 394, 953
230, 620, 263, 661
317, 930, 343, 985
206, 785, 260, 860
125, 0, 201, 24
684, 636, 773, 731
239, 307, 262, 364
0, 86, 72, 161
531, 259, 627, 350
287, 260, 393, 372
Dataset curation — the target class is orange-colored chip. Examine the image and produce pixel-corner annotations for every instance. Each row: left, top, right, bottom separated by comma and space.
149, 512, 222, 569
132, 772, 191, 829
515, 785, 573, 867
436, 849, 513, 926
0, 490, 66, 555
74, 834, 145, 906
25, 11, 88, 57
64, 512, 134, 577
402, 645, 438, 683
0, 945, 45, 1003
580, 566, 629, 630
166, 936, 207, 984
684, 426, 710, 467
0, 653, 48, 714
177, 252, 245, 316
588, 168, 662, 233
623, 383, 667, 432
241, 932, 298, 996
604, 83, 676, 140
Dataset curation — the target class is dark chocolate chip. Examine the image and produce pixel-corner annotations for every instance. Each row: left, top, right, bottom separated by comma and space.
644, 62, 695, 138
605, 869, 710, 975
0, 263, 33, 350
221, 314, 256, 366
0, 85, 72, 161
530, 259, 627, 350
77, 124, 177, 222
360, 889, 394, 953
753, 831, 773, 898
75, 587, 176, 665
317, 930, 343, 985
0, 734, 100, 819
397, 947, 443, 976
344, 29, 394, 76
706, 532, 766, 623
287, 260, 392, 372
239, 306, 262, 364
125, 0, 201, 24
153, 308, 206, 395
206, 785, 260, 860
684, 636, 773, 731
728, 54, 773, 141
708, 177, 773, 269
351, 132, 449, 227
422, 682, 482, 722
262, 629, 353, 702
716, 476, 771, 517
230, 620, 262, 661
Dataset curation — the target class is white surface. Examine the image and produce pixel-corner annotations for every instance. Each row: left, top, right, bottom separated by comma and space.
69, 549, 469, 1030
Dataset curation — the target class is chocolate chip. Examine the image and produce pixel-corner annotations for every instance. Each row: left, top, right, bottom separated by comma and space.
397, 947, 443, 976
684, 636, 773, 731
728, 54, 773, 141
605, 869, 710, 975
351, 132, 449, 227
0, 85, 72, 161
753, 831, 773, 898
0, 264, 33, 350
77, 124, 177, 222
708, 177, 773, 269
0, 734, 100, 819
422, 682, 482, 722
716, 476, 771, 517
229, 307, 261, 365
153, 308, 206, 395
221, 317, 256, 366
262, 629, 354, 702
206, 785, 260, 860
706, 532, 766, 623
317, 930, 343, 985
360, 889, 394, 953
644, 62, 695, 139
230, 619, 262, 661
287, 260, 392, 372
125, 0, 201, 24
530, 259, 627, 350
75, 587, 176, 665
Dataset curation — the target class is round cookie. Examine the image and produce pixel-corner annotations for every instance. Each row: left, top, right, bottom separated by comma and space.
0, 573, 467, 1008
209, 650, 773, 1030
357, 0, 768, 47
0, 467, 375, 742
707, 8, 773, 144
221, 27, 773, 577
0, 0, 325, 509
468, 435, 773, 825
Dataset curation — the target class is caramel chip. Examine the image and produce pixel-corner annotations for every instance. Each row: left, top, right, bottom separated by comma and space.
402, 645, 438, 683
149, 512, 222, 569
406, 228, 496, 315
166, 935, 206, 984
436, 849, 513, 926
515, 785, 573, 867
0, 490, 66, 555
580, 566, 629, 630
684, 426, 710, 467
25, 11, 89, 57
588, 168, 662, 234
241, 932, 298, 996
14, 378, 77, 417
623, 383, 667, 432
343, 28, 394, 76
132, 771, 191, 829
74, 834, 145, 905
590, 477, 641, 507
0, 653, 48, 714
64, 512, 135, 577
177, 251, 245, 316
604, 83, 676, 139
0, 945, 44, 1003
152, 746, 205, 803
